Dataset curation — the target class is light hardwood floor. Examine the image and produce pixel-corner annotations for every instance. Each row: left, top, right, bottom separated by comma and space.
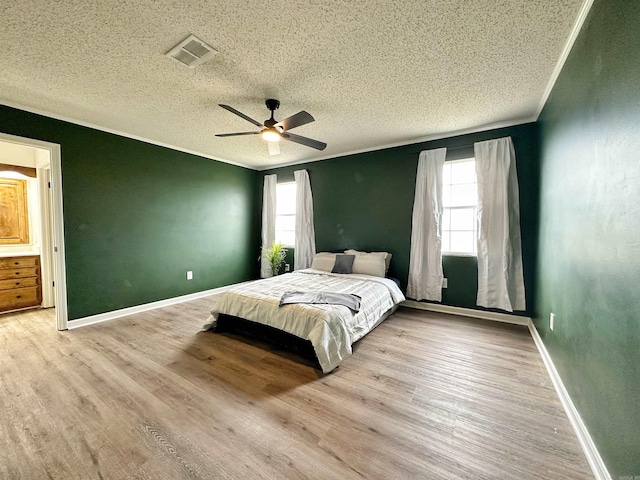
0, 299, 593, 479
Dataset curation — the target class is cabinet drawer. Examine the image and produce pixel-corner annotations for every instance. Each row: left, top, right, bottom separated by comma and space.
0, 256, 39, 269
0, 286, 40, 311
0, 267, 40, 281
0, 277, 39, 291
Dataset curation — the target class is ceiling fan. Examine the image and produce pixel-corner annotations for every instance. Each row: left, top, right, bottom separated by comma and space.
216, 99, 327, 156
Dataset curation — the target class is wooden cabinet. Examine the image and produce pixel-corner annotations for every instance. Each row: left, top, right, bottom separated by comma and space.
0, 256, 41, 312
0, 178, 30, 245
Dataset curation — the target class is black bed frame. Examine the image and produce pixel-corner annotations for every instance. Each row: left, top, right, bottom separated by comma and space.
213, 314, 322, 370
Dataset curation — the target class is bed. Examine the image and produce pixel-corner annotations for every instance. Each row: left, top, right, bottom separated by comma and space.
202, 252, 405, 373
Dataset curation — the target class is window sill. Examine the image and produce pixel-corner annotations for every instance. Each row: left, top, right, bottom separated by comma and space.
442, 252, 477, 258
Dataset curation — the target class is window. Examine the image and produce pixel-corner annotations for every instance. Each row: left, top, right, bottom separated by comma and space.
442, 158, 478, 255
275, 182, 296, 247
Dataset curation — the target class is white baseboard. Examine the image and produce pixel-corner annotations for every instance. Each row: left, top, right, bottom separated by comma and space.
527, 319, 611, 480
402, 300, 530, 326
67, 283, 246, 330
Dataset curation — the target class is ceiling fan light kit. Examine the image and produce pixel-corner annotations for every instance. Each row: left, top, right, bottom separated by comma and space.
216, 99, 327, 155
261, 128, 281, 142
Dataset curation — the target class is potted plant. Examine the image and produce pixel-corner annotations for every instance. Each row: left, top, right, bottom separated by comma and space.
263, 242, 287, 276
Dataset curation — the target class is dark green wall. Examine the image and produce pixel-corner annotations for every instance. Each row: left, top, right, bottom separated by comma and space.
264, 122, 540, 316
0, 105, 261, 320
536, 0, 640, 476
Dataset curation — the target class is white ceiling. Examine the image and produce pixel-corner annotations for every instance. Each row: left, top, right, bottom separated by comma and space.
0, 0, 588, 170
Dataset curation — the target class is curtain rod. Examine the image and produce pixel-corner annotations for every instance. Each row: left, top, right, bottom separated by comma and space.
410, 144, 474, 155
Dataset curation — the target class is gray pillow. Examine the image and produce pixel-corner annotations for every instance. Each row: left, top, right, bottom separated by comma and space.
331, 254, 355, 274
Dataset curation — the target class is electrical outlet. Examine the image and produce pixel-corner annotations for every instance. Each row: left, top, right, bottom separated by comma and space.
285, 264, 290, 272
186, 271, 193, 280
442, 278, 448, 288
550, 312, 555, 331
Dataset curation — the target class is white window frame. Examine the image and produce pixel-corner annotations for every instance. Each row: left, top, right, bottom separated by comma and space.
275, 181, 296, 248
442, 157, 478, 257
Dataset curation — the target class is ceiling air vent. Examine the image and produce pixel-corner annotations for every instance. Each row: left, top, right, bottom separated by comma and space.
166, 34, 218, 68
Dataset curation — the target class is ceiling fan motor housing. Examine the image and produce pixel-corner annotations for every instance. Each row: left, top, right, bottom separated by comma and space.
265, 99, 280, 127
265, 99, 280, 111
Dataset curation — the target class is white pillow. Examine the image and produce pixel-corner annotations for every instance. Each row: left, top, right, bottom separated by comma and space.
344, 249, 392, 275
351, 254, 386, 278
311, 252, 337, 272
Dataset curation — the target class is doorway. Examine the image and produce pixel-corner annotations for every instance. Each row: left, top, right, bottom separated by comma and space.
0, 133, 68, 330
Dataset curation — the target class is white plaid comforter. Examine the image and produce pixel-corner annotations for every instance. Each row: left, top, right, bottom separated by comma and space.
202, 268, 405, 373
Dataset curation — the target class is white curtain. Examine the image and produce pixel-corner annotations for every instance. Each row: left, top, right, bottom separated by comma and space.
474, 137, 526, 312
294, 169, 316, 270
260, 174, 277, 278
407, 148, 446, 301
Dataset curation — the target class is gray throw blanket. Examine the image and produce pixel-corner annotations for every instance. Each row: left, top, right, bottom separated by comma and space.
279, 291, 361, 312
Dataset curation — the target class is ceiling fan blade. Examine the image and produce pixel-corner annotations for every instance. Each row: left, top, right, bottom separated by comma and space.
267, 141, 280, 156
215, 131, 260, 137
275, 111, 315, 131
281, 132, 327, 151
219, 104, 263, 127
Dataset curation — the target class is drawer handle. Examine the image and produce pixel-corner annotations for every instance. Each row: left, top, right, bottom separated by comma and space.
14, 262, 19, 265
15, 282, 20, 286
16, 295, 21, 299
15, 272, 21, 275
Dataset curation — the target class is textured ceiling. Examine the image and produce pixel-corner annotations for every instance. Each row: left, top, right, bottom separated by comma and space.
0, 0, 587, 170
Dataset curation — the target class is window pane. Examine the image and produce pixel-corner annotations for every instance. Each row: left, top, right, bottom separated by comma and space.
442, 159, 477, 255
450, 207, 475, 231
276, 183, 296, 215
276, 230, 295, 247
441, 208, 451, 231
448, 184, 477, 207
441, 230, 450, 252
450, 161, 476, 184
450, 231, 475, 254
442, 184, 452, 207
276, 214, 295, 232
275, 182, 296, 246
443, 163, 452, 186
